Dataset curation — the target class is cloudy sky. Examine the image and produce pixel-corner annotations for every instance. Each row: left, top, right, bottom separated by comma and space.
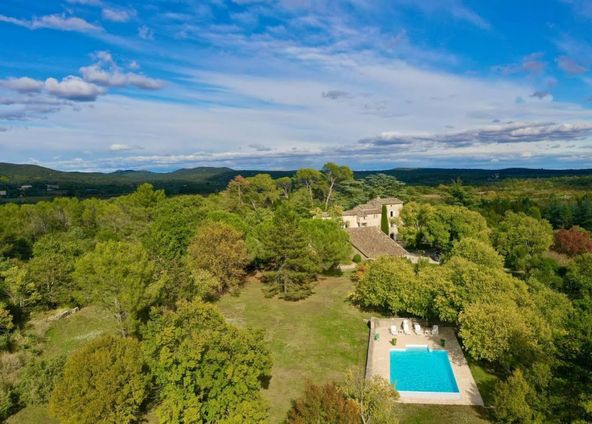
1, 0, 592, 171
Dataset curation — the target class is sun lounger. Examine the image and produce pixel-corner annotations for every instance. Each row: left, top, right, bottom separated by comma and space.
402, 319, 411, 335
390, 325, 398, 335
414, 323, 422, 335
431, 325, 439, 336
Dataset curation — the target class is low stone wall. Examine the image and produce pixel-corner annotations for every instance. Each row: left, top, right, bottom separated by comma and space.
365, 317, 376, 379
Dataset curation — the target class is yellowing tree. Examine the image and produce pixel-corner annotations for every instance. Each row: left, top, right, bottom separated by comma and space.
49, 335, 148, 424
187, 221, 249, 294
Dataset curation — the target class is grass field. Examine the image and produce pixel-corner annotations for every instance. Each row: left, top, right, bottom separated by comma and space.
218, 275, 491, 424
7, 306, 118, 424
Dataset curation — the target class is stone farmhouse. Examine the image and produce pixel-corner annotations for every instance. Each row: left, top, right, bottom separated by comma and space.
342, 197, 403, 240
342, 197, 415, 261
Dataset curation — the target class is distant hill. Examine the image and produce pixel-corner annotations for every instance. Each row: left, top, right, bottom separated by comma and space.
1, 162, 591, 201
354, 167, 592, 185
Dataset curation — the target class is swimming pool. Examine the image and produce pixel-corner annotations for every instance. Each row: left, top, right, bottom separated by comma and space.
390, 346, 459, 393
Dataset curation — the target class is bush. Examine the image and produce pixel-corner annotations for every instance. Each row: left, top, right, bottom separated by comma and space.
17, 355, 66, 405
352, 254, 362, 264
286, 381, 360, 424
492, 369, 539, 423
554, 226, 592, 256
0, 384, 16, 421
49, 335, 148, 424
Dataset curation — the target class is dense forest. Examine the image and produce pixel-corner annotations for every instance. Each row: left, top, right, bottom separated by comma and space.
0, 162, 591, 423
2, 161, 592, 200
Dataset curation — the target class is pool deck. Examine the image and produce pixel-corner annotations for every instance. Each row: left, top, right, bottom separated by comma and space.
366, 317, 483, 406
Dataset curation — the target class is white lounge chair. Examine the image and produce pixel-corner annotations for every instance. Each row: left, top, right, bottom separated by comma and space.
389, 325, 398, 335
431, 325, 439, 336
414, 323, 422, 335
402, 319, 411, 335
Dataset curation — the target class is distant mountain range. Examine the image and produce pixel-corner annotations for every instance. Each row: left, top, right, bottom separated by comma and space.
1, 162, 592, 201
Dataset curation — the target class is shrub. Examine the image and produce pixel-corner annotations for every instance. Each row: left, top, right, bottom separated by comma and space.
352, 254, 362, 264
49, 335, 148, 424
17, 355, 66, 405
0, 384, 16, 421
492, 369, 539, 424
286, 381, 360, 424
554, 226, 592, 256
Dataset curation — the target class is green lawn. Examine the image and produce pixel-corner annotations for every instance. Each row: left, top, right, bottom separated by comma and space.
469, 361, 499, 406
218, 276, 491, 424
6, 405, 57, 424
38, 306, 119, 359
397, 404, 489, 424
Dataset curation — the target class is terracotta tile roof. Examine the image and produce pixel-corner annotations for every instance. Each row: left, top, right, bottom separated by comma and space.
346, 227, 409, 259
343, 197, 403, 216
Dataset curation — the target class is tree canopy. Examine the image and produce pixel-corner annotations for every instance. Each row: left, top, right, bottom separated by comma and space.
142, 300, 271, 423
49, 335, 148, 424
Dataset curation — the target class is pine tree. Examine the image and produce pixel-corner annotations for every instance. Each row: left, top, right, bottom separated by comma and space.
381, 204, 389, 235
262, 205, 319, 300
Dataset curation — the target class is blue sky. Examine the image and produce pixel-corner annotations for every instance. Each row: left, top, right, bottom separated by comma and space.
1, 0, 592, 171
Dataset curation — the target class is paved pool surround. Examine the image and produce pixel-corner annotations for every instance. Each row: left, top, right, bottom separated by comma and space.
365, 317, 484, 406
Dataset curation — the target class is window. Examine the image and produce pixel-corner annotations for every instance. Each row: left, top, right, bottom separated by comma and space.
390, 210, 393, 217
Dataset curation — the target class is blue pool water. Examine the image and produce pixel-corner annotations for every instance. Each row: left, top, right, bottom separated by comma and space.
390, 347, 459, 393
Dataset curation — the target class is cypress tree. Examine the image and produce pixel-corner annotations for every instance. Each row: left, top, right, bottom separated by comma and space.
381, 204, 389, 235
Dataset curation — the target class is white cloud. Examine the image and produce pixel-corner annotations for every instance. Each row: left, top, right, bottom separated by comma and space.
80, 53, 163, 89
0, 76, 103, 102
138, 25, 154, 40
109, 143, 134, 151
0, 77, 44, 93
44, 77, 103, 101
102, 8, 136, 23
0, 14, 101, 33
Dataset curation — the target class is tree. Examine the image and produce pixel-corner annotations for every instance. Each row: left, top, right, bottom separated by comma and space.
26, 230, 90, 307
322, 163, 353, 210
142, 300, 271, 424
73, 241, 163, 335
276, 176, 293, 199
143, 195, 204, 260
286, 381, 360, 424
49, 335, 148, 424
493, 212, 553, 270
227, 175, 251, 207
448, 178, 475, 207
241, 174, 280, 210
398, 202, 489, 253
381, 204, 389, 235
125, 183, 165, 209
295, 168, 323, 202
448, 237, 504, 269
1, 265, 40, 310
260, 205, 319, 300
17, 355, 66, 405
434, 257, 528, 323
187, 221, 249, 294
0, 303, 14, 350
492, 369, 539, 424
553, 226, 592, 256
299, 219, 351, 272
565, 253, 592, 299
352, 256, 426, 316
341, 370, 399, 424
458, 302, 547, 368
362, 173, 405, 199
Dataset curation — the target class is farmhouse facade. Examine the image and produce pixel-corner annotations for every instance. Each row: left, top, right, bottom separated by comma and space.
342, 197, 403, 240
